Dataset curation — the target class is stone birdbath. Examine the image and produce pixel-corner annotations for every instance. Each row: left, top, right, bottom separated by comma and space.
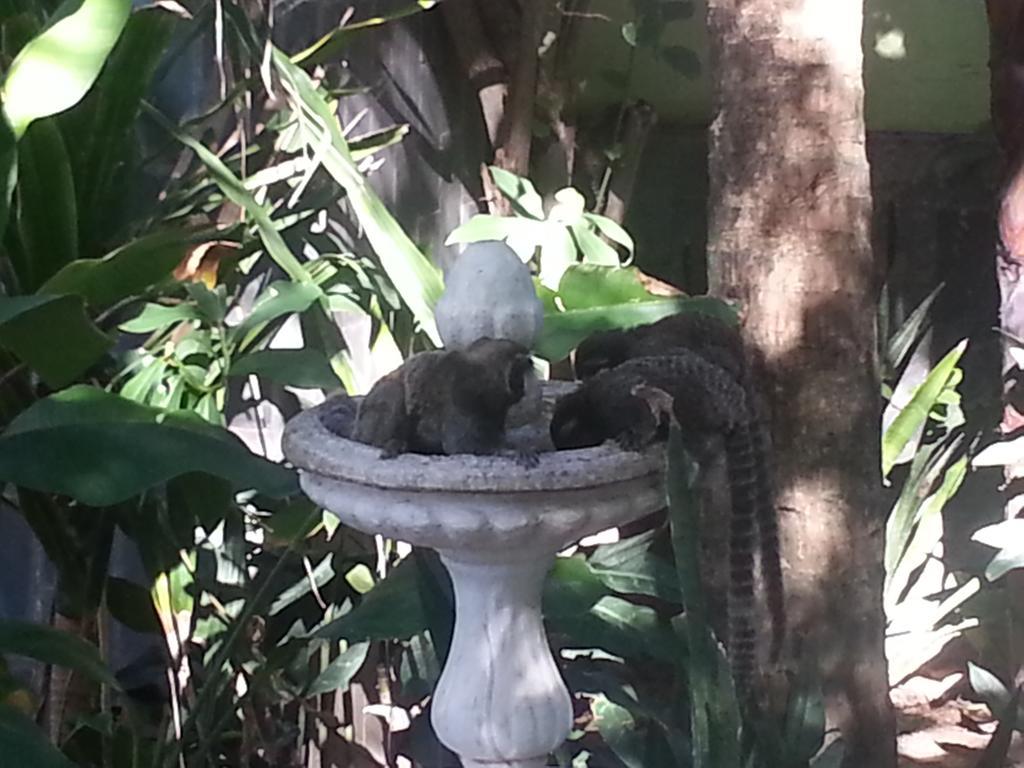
282, 243, 666, 767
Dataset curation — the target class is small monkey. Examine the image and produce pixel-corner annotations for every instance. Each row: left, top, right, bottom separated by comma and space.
353, 338, 534, 458
552, 347, 774, 699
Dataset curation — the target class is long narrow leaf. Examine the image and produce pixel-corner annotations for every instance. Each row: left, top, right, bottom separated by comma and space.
292, 1, 438, 67
143, 103, 315, 286
272, 48, 443, 343
0, 619, 119, 688
882, 340, 967, 478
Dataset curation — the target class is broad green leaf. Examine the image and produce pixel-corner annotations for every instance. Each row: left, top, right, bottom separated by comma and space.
119, 302, 199, 333
316, 557, 427, 642
272, 48, 443, 342
231, 281, 323, 350
0, 385, 297, 504
15, 117, 77, 289
590, 694, 645, 768
0, 705, 76, 768
41, 229, 214, 308
488, 166, 544, 219
145, 104, 312, 285
1, 0, 132, 138
538, 297, 736, 363
0, 295, 111, 386
230, 348, 339, 389
621, 22, 638, 47
544, 556, 612, 616
105, 577, 160, 634
305, 641, 370, 696
583, 213, 635, 257
59, 8, 175, 252
0, 109, 15, 242
571, 223, 621, 266
0, 619, 119, 688
882, 340, 967, 478
292, 1, 437, 66
445, 214, 529, 245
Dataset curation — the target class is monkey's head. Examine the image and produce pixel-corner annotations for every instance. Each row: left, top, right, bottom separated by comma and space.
573, 329, 632, 380
464, 337, 534, 404
551, 373, 667, 452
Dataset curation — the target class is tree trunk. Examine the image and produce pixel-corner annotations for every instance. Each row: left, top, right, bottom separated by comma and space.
705, 3, 895, 766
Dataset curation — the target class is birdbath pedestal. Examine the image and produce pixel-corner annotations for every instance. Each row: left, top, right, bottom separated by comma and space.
283, 388, 665, 767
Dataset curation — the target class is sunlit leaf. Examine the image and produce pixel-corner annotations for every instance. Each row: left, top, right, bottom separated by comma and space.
583, 213, 635, 256
119, 302, 199, 333
1, 0, 132, 138
488, 165, 545, 219
145, 104, 313, 285
882, 340, 967, 478
272, 48, 443, 342
0, 385, 297, 504
231, 281, 323, 350
972, 519, 1024, 581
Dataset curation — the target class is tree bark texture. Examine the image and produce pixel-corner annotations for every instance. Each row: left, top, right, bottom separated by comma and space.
705, 2, 895, 766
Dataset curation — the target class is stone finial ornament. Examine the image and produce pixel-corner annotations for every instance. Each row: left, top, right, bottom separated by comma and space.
435, 240, 545, 351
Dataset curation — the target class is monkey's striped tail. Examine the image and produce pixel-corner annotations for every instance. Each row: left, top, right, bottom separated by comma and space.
724, 421, 759, 700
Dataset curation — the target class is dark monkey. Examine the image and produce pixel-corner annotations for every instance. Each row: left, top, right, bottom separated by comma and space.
353, 337, 533, 458
559, 313, 785, 697
551, 352, 762, 696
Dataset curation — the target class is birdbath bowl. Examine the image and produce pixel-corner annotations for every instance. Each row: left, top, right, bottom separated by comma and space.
282, 383, 665, 767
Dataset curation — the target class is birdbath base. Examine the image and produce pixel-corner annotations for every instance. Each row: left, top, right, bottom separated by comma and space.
432, 552, 570, 766
283, 390, 665, 766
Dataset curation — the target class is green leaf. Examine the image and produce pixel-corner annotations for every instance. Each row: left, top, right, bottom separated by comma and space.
59, 8, 176, 252
230, 348, 339, 389
269, 554, 334, 616
583, 213, 635, 257
882, 340, 967, 478
145, 104, 313, 285
445, 214, 527, 245
231, 281, 323, 350
538, 296, 736, 363
0, 295, 111, 387
41, 229, 214, 308
968, 662, 1011, 712
557, 265, 672, 309
0, 705, 77, 768
349, 123, 410, 160
272, 48, 443, 343
105, 577, 160, 634
972, 519, 1024, 582
0, 385, 297, 504
0, 619, 119, 688
291, 1, 437, 67
590, 694, 645, 768
571, 223, 621, 266
15, 117, 78, 289
488, 165, 545, 219
0, 109, 15, 242
885, 283, 942, 372
1, 0, 132, 138
305, 641, 370, 696
119, 302, 198, 333
315, 557, 427, 642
